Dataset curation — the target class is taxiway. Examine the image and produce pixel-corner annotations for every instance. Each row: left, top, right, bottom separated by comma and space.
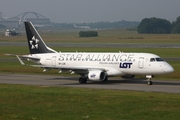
0, 73, 179, 93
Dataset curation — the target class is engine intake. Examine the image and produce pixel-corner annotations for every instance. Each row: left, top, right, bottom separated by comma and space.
88, 70, 106, 81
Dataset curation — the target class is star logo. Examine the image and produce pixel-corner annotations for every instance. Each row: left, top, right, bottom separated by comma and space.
29, 36, 39, 49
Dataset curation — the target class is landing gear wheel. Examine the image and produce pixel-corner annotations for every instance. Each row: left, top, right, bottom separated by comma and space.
146, 75, 153, 85
147, 81, 153, 85
102, 77, 108, 82
79, 77, 87, 84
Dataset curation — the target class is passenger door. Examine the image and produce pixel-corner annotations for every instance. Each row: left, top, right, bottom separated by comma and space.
52, 56, 56, 66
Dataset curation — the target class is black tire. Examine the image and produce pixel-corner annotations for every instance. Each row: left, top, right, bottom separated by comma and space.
79, 77, 87, 84
147, 81, 153, 85
102, 76, 108, 82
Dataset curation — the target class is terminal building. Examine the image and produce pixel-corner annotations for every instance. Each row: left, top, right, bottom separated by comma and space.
0, 12, 51, 28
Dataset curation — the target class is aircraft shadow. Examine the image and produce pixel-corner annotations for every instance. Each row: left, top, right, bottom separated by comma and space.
50, 77, 180, 86
47, 77, 79, 81
102, 78, 180, 86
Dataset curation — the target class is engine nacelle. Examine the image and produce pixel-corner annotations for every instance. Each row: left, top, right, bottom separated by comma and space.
88, 70, 106, 81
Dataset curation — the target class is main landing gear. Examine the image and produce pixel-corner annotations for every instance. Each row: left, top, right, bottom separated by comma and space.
79, 77, 87, 84
146, 75, 153, 85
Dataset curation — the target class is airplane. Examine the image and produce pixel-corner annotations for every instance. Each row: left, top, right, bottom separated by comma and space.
74, 24, 90, 29
8, 21, 174, 85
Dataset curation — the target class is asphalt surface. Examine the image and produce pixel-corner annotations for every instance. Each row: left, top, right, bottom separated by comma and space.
0, 73, 180, 93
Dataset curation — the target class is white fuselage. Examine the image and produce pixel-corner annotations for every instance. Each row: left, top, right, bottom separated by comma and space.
21, 21, 174, 85
29, 52, 174, 76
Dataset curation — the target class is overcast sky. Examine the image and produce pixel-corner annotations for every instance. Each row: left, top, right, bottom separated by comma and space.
0, 0, 180, 23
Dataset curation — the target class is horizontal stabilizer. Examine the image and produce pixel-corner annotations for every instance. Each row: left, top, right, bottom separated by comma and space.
16, 55, 25, 65
21, 55, 40, 61
5, 54, 25, 65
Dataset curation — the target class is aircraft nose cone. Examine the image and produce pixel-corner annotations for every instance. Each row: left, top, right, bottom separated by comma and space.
165, 64, 174, 73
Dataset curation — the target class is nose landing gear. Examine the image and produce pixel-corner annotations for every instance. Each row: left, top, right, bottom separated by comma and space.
146, 75, 153, 85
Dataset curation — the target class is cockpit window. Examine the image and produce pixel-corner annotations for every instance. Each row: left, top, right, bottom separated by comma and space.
150, 58, 156, 62
150, 58, 164, 62
156, 58, 164, 61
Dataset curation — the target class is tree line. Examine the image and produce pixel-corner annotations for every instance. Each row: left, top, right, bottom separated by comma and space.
79, 31, 98, 37
52, 20, 139, 29
137, 16, 180, 34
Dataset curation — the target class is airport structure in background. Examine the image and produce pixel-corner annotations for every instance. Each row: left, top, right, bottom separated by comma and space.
0, 12, 51, 28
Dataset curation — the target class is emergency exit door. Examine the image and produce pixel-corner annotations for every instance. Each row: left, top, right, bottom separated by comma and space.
138, 57, 144, 68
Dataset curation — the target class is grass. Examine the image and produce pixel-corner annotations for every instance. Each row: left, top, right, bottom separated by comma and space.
1, 29, 180, 43
0, 84, 180, 120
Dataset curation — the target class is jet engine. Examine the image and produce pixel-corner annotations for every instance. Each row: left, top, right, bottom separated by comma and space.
88, 70, 106, 81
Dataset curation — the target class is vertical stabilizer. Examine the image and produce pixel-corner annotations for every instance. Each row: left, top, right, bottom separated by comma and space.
24, 22, 57, 54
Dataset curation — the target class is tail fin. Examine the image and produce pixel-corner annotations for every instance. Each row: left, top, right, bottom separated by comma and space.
24, 22, 57, 54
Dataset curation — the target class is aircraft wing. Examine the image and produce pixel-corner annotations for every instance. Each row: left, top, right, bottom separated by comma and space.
31, 64, 107, 74
6, 54, 107, 75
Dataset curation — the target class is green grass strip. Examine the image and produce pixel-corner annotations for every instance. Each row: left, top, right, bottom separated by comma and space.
0, 84, 180, 120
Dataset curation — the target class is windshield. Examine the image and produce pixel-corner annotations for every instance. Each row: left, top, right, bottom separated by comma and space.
156, 58, 164, 61
150, 58, 164, 62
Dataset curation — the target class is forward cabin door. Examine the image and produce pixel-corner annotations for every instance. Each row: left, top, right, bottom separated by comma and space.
138, 57, 144, 69
52, 56, 56, 66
